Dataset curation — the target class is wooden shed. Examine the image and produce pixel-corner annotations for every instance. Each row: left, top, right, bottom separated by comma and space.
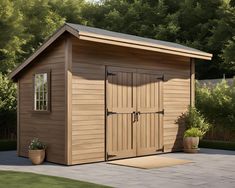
9, 23, 212, 165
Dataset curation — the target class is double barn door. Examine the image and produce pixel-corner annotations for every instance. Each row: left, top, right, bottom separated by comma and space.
106, 66, 164, 160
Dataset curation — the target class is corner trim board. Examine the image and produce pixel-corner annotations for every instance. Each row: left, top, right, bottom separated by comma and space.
65, 37, 72, 165
190, 58, 195, 107
17, 80, 20, 156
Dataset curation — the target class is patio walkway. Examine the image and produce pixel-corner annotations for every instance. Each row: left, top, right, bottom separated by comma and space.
0, 148, 235, 188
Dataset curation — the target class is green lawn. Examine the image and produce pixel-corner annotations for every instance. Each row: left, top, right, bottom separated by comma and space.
0, 171, 110, 188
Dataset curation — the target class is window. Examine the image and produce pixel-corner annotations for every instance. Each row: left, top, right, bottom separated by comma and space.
34, 72, 50, 111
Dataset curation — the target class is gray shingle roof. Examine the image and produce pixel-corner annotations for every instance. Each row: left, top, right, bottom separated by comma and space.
67, 23, 208, 55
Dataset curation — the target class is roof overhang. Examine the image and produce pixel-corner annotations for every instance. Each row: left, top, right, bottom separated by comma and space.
9, 23, 212, 81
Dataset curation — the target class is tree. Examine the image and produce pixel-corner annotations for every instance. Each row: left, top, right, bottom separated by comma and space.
222, 37, 235, 73
0, 74, 16, 111
17, 0, 65, 62
0, 73, 17, 129
0, 0, 26, 74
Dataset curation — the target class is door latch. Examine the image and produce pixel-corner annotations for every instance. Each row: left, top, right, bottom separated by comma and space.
133, 111, 140, 122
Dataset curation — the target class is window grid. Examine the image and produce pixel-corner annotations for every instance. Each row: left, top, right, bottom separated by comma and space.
34, 73, 48, 111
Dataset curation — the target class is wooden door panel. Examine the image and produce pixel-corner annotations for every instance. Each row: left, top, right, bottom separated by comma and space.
136, 71, 163, 156
106, 67, 163, 160
107, 113, 136, 159
106, 67, 136, 160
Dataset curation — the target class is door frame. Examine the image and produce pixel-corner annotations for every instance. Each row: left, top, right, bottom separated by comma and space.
105, 65, 164, 161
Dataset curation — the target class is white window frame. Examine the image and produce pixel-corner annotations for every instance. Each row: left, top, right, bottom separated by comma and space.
33, 71, 50, 112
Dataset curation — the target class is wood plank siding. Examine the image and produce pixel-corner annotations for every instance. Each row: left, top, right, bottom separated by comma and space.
71, 37, 191, 164
18, 37, 66, 164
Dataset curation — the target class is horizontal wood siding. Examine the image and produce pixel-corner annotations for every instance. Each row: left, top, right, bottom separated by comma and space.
18, 38, 66, 164
71, 38, 190, 164
71, 61, 105, 164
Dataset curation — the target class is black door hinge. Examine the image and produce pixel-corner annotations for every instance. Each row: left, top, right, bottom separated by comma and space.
156, 109, 164, 115
107, 109, 117, 116
156, 75, 164, 81
156, 146, 164, 152
107, 72, 116, 76
107, 153, 117, 159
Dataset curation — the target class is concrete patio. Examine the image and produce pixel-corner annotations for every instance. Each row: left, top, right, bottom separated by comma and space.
0, 148, 235, 188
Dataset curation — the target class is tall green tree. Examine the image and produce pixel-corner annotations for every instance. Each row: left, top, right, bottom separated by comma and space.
17, 0, 65, 61
0, 0, 26, 74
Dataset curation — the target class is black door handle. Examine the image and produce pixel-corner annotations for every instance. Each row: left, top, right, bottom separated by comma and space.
136, 111, 140, 122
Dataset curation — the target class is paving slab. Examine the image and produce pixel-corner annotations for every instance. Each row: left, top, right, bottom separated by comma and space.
0, 148, 234, 188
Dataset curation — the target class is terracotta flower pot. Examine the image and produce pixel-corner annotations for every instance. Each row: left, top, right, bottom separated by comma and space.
28, 149, 45, 165
183, 137, 199, 153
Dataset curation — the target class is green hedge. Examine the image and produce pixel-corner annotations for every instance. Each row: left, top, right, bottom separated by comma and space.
199, 140, 235, 151
0, 140, 17, 151
196, 79, 235, 141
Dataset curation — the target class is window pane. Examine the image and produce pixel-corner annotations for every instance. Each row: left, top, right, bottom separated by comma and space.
36, 91, 39, 100
44, 93, 47, 102
43, 101, 47, 110
36, 101, 39, 110
40, 100, 43, 110
39, 92, 43, 100
44, 83, 47, 92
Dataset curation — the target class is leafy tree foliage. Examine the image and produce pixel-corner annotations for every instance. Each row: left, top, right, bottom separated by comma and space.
0, 0, 26, 74
196, 80, 235, 140
0, 74, 16, 111
0, 74, 17, 129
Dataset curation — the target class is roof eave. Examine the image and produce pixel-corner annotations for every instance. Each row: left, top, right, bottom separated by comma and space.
78, 33, 212, 60
78, 31, 212, 59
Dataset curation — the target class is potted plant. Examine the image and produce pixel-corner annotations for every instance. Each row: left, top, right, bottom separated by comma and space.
28, 138, 46, 165
183, 128, 202, 153
178, 107, 210, 153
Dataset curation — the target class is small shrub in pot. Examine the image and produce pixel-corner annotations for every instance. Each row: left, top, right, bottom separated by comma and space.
184, 128, 202, 152
178, 107, 210, 153
28, 138, 46, 165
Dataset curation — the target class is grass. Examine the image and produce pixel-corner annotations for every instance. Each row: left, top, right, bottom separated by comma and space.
0, 140, 16, 151
200, 139, 235, 151
0, 171, 110, 188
